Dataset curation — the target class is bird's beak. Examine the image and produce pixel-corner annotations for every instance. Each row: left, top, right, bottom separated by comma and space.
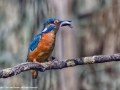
59, 20, 73, 28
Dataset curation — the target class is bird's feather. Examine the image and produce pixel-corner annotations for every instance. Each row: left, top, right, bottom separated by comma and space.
28, 25, 55, 52
42, 25, 55, 33
28, 33, 42, 52
42, 18, 56, 30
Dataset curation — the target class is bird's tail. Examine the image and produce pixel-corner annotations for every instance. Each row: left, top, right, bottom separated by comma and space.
31, 70, 38, 79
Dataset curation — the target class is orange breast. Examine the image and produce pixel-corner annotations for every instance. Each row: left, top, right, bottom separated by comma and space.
28, 31, 56, 62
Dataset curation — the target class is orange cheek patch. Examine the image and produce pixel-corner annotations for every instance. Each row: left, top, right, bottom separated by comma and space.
46, 24, 55, 28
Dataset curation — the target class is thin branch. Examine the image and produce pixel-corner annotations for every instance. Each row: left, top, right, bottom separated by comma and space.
0, 53, 120, 78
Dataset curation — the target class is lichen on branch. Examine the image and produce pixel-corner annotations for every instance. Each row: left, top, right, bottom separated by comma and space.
0, 53, 120, 78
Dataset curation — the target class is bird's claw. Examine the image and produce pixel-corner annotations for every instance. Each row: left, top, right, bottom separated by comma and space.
49, 60, 54, 65
33, 59, 41, 64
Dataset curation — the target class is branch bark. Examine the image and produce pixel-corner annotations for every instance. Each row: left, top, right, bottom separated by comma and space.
0, 53, 120, 78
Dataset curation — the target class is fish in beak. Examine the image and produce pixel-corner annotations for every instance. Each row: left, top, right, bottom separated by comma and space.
59, 20, 73, 28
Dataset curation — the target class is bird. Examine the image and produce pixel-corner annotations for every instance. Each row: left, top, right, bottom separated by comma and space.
26, 18, 73, 79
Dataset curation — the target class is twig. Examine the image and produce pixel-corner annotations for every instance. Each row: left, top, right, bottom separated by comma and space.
0, 53, 120, 78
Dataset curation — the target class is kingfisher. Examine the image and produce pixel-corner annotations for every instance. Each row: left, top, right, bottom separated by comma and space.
27, 18, 73, 79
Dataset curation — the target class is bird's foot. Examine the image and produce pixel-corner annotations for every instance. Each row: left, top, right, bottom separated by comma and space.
49, 56, 58, 65
48, 60, 54, 65
33, 59, 40, 64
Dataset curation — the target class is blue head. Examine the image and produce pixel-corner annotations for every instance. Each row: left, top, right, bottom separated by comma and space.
42, 18, 73, 33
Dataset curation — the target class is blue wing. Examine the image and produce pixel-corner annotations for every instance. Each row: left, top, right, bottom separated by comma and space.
28, 33, 42, 52
26, 25, 55, 61
28, 25, 55, 52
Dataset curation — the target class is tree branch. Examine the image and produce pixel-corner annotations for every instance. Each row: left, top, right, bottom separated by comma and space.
0, 53, 120, 78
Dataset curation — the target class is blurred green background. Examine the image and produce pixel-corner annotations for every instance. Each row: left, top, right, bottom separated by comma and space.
0, 0, 120, 90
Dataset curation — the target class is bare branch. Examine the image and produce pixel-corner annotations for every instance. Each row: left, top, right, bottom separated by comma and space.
0, 53, 120, 78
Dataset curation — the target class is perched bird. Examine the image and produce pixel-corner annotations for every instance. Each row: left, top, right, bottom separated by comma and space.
27, 18, 73, 79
